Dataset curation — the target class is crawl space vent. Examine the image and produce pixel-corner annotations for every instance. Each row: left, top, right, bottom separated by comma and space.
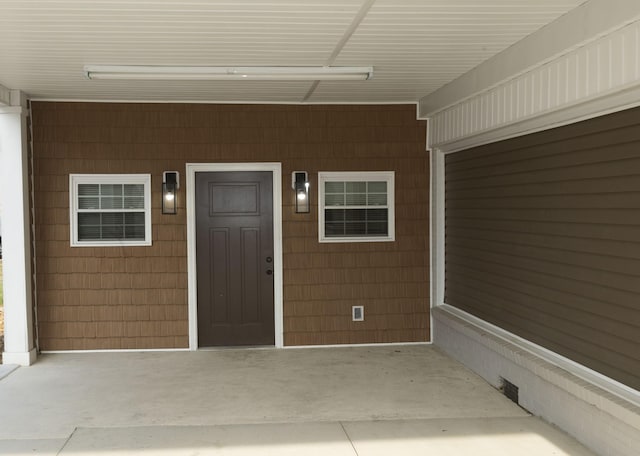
500, 377, 519, 405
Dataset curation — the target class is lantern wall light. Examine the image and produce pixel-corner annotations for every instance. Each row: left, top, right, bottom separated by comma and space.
162, 171, 179, 215
292, 171, 310, 213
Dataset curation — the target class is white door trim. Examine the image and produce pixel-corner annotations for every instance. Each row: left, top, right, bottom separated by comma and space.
186, 162, 284, 349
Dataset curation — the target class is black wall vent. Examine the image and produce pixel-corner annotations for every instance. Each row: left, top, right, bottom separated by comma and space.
500, 377, 519, 405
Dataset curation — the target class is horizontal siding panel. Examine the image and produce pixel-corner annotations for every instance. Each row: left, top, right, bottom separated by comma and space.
446, 134, 640, 178
447, 218, 640, 243
446, 289, 640, 388
447, 192, 640, 210
446, 262, 640, 328
446, 281, 640, 362
448, 237, 640, 276
447, 226, 639, 260
446, 158, 640, 190
446, 174, 640, 198
445, 106, 640, 390
446, 255, 639, 314
447, 245, 640, 294
447, 208, 640, 225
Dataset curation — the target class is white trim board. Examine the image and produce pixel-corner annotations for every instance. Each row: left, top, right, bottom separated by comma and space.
41, 349, 190, 354
429, 150, 445, 310
185, 163, 284, 350
424, 16, 640, 152
284, 342, 432, 350
28, 98, 419, 107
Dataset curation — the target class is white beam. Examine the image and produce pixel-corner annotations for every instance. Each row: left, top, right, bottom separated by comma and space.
419, 0, 640, 117
0, 90, 37, 365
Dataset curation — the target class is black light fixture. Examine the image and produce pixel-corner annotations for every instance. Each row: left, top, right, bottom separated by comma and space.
162, 171, 179, 214
292, 171, 310, 213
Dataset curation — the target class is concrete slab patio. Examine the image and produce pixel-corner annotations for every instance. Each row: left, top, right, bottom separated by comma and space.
0, 345, 596, 455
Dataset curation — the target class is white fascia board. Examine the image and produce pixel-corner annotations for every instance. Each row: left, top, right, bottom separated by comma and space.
419, 0, 640, 117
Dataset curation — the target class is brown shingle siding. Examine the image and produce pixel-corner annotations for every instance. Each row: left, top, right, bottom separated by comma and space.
32, 102, 429, 350
445, 105, 640, 390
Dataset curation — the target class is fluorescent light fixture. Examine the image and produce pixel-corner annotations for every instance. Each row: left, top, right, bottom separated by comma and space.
84, 65, 374, 81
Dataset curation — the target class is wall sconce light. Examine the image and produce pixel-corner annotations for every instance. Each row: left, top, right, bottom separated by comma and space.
292, 171, 310, 213
162, 171, 179, 214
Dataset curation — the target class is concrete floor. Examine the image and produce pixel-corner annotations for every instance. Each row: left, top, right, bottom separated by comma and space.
0, 345, 595, 455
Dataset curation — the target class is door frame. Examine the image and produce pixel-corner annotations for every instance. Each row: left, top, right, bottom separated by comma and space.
186, 163, 284, 349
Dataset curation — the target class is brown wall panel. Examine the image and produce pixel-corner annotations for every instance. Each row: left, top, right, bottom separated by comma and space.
445, 106, 640, 390
31, 102, 430, 350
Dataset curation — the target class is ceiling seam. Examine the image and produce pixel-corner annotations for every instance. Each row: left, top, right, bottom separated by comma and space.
303, 0, 377, 102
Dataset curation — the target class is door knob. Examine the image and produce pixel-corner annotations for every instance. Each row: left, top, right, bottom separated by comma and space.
266, 269, 273, 275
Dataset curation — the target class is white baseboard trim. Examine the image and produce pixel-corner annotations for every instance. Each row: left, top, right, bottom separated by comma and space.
41, 348, 190, 354
40, 342, 432, 354
284, 341, 432, 349
433, 304, 640, 456
2, 348, 37, 366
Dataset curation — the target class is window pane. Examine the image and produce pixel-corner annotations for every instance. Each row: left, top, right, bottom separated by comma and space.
367, 222, 388, 235
78, 225, 101, 241
367, 193, 387, 206
101, 197, 123, 210
324, 208, 388, 238
124, 197, 145, 209
102, 225, 124, 240
100, 184, 123, 196
77, 210, 146, 242
325, 182, 344, 193
345, 209, 366, 222
345, 222, 366, 235
101, 213, 124, 225
346, 182, 366, 193
345, 193, 366, 206
368, 182, 387, 193
325, 222, 345, 236
78, 213, 101, 225
78, 184, 99, 196
125, 212, 145, 224
125, 225, 145, 239
124, 184, 145, 197
325, 209, 345, 222
325, 194, 345, 206
367, 209, 388, 221
78, 197, 100, 210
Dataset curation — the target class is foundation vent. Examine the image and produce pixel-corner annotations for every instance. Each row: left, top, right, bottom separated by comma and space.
352, 306, 364, 321
500, 377, 519, 405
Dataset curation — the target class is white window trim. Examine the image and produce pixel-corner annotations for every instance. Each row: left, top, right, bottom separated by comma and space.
318, 171, 395, 243
69, 173, 152, 247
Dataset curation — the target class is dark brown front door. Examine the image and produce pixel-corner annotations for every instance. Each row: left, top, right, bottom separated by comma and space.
196, 171, 275, 346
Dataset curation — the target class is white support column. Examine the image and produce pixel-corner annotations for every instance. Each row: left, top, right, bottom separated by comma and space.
430, 148, 445, 308
0, 90, 36, 365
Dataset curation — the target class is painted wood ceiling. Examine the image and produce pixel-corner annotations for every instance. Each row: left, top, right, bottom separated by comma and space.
0, 0, 585, 103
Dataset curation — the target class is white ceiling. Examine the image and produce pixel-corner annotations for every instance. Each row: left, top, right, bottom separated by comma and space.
0, 0, 586, 103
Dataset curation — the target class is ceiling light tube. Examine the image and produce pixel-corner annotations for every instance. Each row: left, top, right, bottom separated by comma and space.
84, 65, 374, 81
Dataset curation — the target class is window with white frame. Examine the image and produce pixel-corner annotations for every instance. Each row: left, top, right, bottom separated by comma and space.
69, 174, 152, 246
318, 171, 395, 242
